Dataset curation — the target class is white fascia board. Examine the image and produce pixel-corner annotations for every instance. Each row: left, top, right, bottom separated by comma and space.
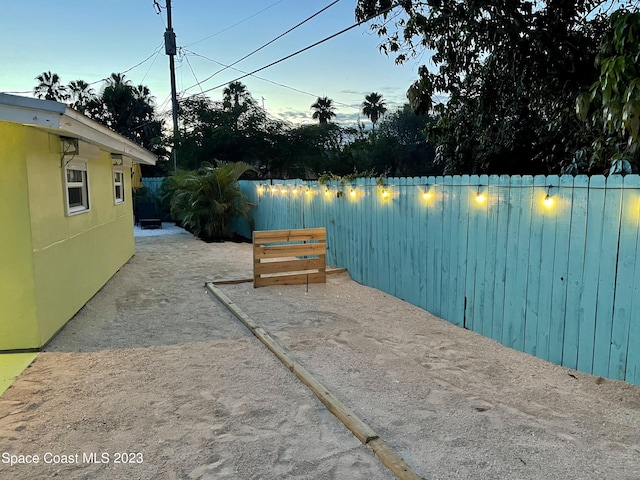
0, 103, 63, 129
60, 109, 157, 165
0, 94, 157, 165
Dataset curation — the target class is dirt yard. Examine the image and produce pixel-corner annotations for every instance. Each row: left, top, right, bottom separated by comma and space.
1, 227, 639, 479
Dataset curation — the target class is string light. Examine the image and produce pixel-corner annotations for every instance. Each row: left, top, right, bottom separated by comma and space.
381, 189, 390, 200
422, 185, 431, 200
349, 187, 357, 198
544, 186, 553, 207
475, 185, 485, 203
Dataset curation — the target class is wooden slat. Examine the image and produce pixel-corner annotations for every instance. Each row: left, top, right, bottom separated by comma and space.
490, 175, 510, 341
255, 272, 326, 288
482, 174, 500, 339
523, 175, 546, 356
253, 228, 327, 288
537, 174, 559, 362
464, 175, 480, 331
563, 175, 589, 370
609, 175, 640, 380
593, 175, 623, 377
577, 175, 606, 374
548, 175, 573, 365
501, 175, 523, 347
254, 257, 325, 275
453, 175, 470, 327
253, 228, 326, 243
368, 438, 423, 480
254, 242, 326, 260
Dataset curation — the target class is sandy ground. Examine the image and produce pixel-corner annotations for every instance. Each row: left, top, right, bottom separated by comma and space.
1, 227, 640, 479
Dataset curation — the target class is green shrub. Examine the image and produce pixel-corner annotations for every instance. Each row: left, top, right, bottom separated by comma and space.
165, 161, 255, 241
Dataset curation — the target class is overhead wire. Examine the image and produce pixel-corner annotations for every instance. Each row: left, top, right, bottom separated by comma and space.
3, 43, 166, 96
184, 0, 287, 48
183, 50, 205, 94
183, 49, 360, 110
182, 0, 341, 94
87, 42, 165, 87
192, 2, 400, 96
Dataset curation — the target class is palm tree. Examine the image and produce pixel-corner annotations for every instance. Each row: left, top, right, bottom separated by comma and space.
222, 81, 252, 109
311, 96, 336, 124
362, 92, 387, 133
68, 80, 96, 112
168, 161, 255, 240
99, 73, 136, 135
34, 71, 69, 101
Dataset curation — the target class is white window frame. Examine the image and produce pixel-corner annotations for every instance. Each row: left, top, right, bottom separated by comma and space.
113, 167, 125, 205
64, 161, 90, 215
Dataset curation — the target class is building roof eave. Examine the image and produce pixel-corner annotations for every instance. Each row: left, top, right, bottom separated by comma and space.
0, 93, 158, 165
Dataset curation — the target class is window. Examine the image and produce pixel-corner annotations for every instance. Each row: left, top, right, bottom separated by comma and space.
65, 161, 89, 215
113, 168, 125, 204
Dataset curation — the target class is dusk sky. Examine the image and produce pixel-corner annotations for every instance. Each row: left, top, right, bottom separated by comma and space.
1, 0, 426, 125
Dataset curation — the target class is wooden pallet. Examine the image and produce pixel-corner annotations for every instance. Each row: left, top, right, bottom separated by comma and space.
253, 228, 326, 288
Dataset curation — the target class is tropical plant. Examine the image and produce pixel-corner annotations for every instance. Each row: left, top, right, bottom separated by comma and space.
222, 81, 254, 109
362, 92, 387, 133
166, 161, 255, 241
311, 96, 337, 124
83, 73, 164, 153
68, 80, 96, 113
34, 71, 69, 101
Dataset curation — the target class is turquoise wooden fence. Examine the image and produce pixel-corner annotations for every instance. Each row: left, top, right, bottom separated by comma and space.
140, 177, 164, 197
236, 175, 640, 386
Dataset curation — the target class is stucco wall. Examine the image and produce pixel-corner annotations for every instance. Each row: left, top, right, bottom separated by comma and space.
0, 122, 135, 350
0, 121, 40, 350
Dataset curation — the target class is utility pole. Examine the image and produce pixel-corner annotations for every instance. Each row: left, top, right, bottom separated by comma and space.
164, 0, 179, 173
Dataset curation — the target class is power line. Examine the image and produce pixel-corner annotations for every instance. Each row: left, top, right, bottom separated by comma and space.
87, 43, 165, 86
194, 3, 400, 96
184, 0, 287, 48
3, 43, 167, 97
140, 48, 164, 85
182, 50, 205, 94
183, 50, 360, 110
182, 0, 341, 94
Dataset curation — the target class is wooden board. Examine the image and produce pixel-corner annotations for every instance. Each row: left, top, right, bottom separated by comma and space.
253, 228, 326, 288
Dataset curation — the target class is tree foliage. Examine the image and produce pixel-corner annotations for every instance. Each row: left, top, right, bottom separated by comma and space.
356, 0, 639, 174
577, 10, 640, 173
166, 161, 255, 241
311, 96, 337, 124
84, 73, 164, 153
340, 104, 441, 177
34, 72, 166, 165
362, 92, 388, 132
176, 93, 289, 174
34, 71, 69, 102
